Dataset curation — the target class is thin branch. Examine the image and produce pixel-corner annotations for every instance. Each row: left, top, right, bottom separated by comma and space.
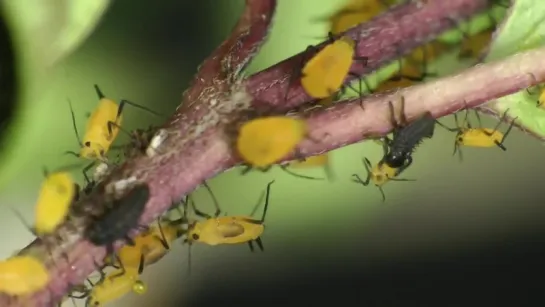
292, 47, 545, 159
247, 0, 491, 111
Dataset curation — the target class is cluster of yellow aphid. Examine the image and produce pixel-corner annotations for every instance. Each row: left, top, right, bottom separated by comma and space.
0, 0, 526, 306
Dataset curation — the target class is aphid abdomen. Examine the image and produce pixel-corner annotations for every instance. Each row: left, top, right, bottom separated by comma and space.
85, 184, 150, 251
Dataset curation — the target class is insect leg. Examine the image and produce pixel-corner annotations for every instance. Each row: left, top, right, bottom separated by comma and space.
154, 218, 170, 250
486, 109, 509, 138
189, 196, 212, 219
137, 253, 145, 275
248, 241, 255, 252
240, 164, 253, 175
110, 253, 126, 279
496, 116, 517, 150
106, 120, 134, 141
260, 180, 274, 223
82, 161, 96, 185
255, 237, 265, 251
202, 181, 221, 217
378, 187, 386, 202
279, 165, 325, 181
434, 119, 459, 132
117, 99, 164, 119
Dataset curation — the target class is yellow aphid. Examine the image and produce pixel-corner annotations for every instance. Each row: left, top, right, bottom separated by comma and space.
406, 41, 449, 64
327, 0, 394, 35
458, 29, 494, 59
68, 84, 161, 161
0, 255, 49, 295
186, 180, 274, 251
86, 268, 146, 306
34, 172, 75, 235
112, 218, 182, 269
301, 36, 356, 99
375, 61, 422, 92
436, 109, 516, 161
236, 116, 308, 168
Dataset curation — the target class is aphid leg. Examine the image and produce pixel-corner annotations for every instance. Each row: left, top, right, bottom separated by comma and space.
155, 218, 171, 250
482, 108, 511, 150
240, 165, 253, 175
106, 121, 135, 142
137, 252, 145, 275
279, 165, 325, 180
202, 181, 221, 217
259, 180, 274, 223
434, 119, 459, 132
255, 237, 265, 251
189, 196, 213, 219
248, 241, 255, 252
82, 161, 96, 185
357, 77, 374, 111
117, 99, 164, 119
496, 115, 517, 151
110, 253, 127, 279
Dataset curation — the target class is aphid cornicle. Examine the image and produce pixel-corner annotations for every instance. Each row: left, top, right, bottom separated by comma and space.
352, 98, 435, 201
436, 108, 516, 161
185, 180, 274, 251
0, 255, 50, 295
84, 183, 150, 255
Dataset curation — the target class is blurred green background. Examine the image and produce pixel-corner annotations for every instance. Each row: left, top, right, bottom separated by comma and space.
1, 0, 544, 306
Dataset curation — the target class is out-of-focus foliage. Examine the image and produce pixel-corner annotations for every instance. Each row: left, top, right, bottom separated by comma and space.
0, 0, 110, 187
484, 0, 545, 138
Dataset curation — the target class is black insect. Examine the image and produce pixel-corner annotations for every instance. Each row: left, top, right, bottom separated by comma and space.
84, 183, 150, 255
379, 97, 436, 172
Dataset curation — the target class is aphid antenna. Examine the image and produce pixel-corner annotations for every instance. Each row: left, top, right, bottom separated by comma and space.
67, 98, 83, 148
10, 207, 36, 236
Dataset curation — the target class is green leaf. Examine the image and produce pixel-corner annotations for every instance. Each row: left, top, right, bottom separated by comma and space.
484, 0, 545, 139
